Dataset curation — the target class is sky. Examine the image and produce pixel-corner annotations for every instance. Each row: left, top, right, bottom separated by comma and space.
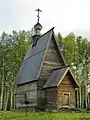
0, 0, 90, 39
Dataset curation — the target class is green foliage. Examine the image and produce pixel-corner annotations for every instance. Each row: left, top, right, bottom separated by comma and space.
57, 33, 90, 83
57, 33, 90, 108
0, 111, 90, 120
0, 29, 90, 110
0, 30, 32, 110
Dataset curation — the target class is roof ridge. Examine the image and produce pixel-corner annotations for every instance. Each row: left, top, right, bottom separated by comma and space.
31, 27, 55, 44
16, 27, 54, 85
38, 27, 54, 39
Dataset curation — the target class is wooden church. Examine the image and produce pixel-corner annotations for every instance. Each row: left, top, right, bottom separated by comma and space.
15, 9, 79, 110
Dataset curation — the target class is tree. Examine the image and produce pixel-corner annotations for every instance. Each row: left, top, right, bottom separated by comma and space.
0, 30, 32, 110
57, 33, 90, 108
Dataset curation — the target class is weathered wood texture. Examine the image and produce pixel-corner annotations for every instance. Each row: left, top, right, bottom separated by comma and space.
15, 82, 37, 108
37, 38, 64, 107
44, 72, 77, 108
39, 37, 64, 79
37, 78, 46, 107
45, 87, 57, 108
57, 72, 76, 108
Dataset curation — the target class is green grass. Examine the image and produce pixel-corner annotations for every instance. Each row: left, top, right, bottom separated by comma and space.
0, 111, 90, 120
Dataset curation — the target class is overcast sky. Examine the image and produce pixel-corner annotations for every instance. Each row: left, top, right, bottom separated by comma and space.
0, 0, 90, 38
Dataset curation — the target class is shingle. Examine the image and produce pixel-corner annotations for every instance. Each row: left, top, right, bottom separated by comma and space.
16, 29, 52, 85
16, 50, 45, 85
24, 29, 52, 61
43, 67, 68, 88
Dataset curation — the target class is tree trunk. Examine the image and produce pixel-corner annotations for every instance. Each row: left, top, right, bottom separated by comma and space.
4, 88, 10, 111
79, 86, 82, 108
0, 48, 5, 110
0, 81, 4, 110
4, 86, 7, 110
10, 86, 13, 110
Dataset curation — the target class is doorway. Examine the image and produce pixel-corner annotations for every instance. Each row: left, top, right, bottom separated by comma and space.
63, 93, 70, 106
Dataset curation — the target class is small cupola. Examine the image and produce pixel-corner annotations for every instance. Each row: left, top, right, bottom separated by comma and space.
34, 22, 42, 35
32, 8, 42, 47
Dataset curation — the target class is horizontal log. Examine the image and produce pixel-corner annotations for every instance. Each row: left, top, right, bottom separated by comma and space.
45, 51, 61, 63
43, 65, 60, 69
43, 61, 61, 66
47, 48, 57, 53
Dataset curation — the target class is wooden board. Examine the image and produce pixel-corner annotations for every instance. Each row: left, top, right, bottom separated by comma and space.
16, 81, 37, 108
57, 72, 76, 108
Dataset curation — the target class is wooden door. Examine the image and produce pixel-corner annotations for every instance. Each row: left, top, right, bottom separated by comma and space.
63, 93, 69, 105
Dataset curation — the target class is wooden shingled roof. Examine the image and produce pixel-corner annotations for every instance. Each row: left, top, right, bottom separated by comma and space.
43, 66, 79, 88
16, 27, 66, 85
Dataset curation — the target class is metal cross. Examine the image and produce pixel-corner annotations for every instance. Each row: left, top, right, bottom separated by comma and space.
35, 8, 42, 23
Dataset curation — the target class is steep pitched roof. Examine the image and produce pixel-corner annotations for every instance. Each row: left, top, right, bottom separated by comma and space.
43, 66, 79, 88
16, 27, 65, 85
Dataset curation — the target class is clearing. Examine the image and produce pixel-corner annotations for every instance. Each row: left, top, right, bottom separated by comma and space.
0, 111, 90, 120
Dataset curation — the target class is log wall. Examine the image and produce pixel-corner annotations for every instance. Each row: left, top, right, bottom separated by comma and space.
37, 37, 64, 107
16, 81, 37, 108
45, 87, 57, 108
44, 72, 77, 108
39, 37, 64, 79
57, 72, 76, 108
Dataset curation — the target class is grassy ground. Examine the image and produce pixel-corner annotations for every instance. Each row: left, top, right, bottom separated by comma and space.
0, 111, 90, 120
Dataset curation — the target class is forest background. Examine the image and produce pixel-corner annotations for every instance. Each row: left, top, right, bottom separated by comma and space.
0, 29, 90, 110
